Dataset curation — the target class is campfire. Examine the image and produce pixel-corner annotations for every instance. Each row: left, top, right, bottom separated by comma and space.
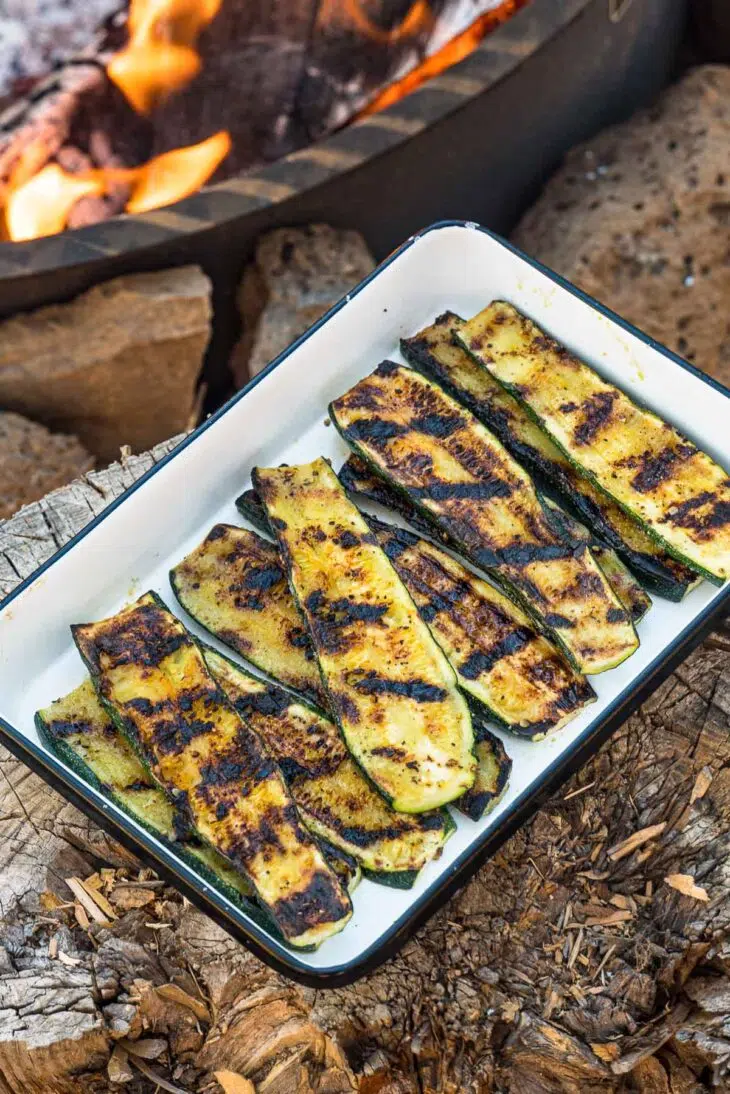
0, 0, 525, 242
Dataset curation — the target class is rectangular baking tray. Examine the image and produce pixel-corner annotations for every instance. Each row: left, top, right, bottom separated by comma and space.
0, 221, 728, 987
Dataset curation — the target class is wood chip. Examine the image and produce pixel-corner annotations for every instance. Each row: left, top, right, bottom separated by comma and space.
577, 870, 611, 881
585, 909, 634, 927
606, 822, 666, 862
592, 943, 617, 981
110, 887, 156, 911
567, 927, 584, 969
609, 894, 633, 911
48, 934, 58, 959
690, 767, 713, 804
74, 902, 90, 930
563, 779, 596, 800
214, 1072, 255, 1094
108, 1044, 134, 1084
120, 1037, 167, 1060
591, 1042, 620, 1063
79, 876, 117, 918
65, 876, 114, 925
664, 874, 709, 902
155, 983, 211, 1023
129, 1057, 189, 1094
39, 890, 67, 911
57, 950, 81, 966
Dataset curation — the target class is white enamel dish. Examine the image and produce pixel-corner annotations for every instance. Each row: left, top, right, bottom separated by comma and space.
1, 221, 728, 985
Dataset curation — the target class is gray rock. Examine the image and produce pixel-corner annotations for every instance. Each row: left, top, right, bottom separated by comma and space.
0, 265, 211, 461
513, 66, 730, 389
0, 410, 92, 521
232, 224, 375, 384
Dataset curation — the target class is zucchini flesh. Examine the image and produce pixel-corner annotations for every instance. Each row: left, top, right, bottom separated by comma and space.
202, 646, 455, 876
253, 458, 477, 813
402, 312, 699, 601
171, 525, 325, 708
330, 363, 639, 675
541, 498, 651, 624
460, 303, 730, 583
459, 726, 511, 822
71, 592, 352, 948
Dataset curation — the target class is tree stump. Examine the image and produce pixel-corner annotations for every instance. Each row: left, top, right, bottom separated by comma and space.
0, 440, 728, 1093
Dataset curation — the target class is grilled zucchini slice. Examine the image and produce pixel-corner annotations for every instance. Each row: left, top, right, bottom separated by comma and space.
460, 303, 730, 583
341, 453, 649, 626
402, 312, 700, 601
541, 499, 651, 624
35, 680, 278, 928
204, 645, 455, 876
253, 458, 477, 813
330, 363, 639, 675
459, 726, 512, 822
71, 592, 352, 948
171, 525, 325, 708
366, 514, 595, 737
180, 507, 510, 817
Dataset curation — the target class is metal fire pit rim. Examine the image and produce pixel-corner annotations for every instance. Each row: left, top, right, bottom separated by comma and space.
0, 0, 590, 281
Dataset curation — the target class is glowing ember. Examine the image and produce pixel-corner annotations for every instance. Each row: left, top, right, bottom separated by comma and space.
108, 0, 222, 115
5, 165, 104, 242
4, 132, 230, 241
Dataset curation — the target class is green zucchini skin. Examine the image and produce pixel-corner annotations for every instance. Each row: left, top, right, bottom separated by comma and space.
458, 724, 511, 822
330, 363, 639, 676
202, 645, 455, 878
34, 680, 284, 936
170, 525, 325, 708
401, 312, 699, 601
458, 303, 730, 584
71, 591, 352, 949
253, 458, 477, 813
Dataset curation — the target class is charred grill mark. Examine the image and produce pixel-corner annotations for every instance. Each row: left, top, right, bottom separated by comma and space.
606, 606, 629, 624
411, 412, 465, 438
660, 490, 730, 534
230, 686, 293, 720
333, 529, 360, 549
150, 712, 218, 756
497, 543, 573, 567
330, 691, 361, 725
239, 564, 283, 592
572, 391, 618, 446
198, 733, 276, 791
370, 745, 408, 760
459, 628, 534, 679
412, 479, 512, 502
82, 605, 189, 671
350, 673, 448, 702
343, 418, 408, 444
268, 869, 350, 936
304, 590, 389, 654
543, 613, 575, 630
48, 716, 94, 739
374, 359, 401, 377
126, 696, 170, 717
623, 444, 696, 494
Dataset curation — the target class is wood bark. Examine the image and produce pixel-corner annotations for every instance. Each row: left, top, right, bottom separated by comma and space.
0, 440, 728, 1093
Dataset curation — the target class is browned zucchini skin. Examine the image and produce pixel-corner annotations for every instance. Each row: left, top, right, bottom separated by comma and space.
401, 314, 697, 601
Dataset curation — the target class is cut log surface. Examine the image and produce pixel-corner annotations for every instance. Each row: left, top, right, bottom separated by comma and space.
0, 441, 728, 1093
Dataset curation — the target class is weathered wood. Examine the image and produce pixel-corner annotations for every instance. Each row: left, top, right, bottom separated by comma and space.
0, 443, 728, 1093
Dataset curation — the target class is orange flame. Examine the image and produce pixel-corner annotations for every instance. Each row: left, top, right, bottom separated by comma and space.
344, 0, 433, 45
4, 132, 230, 242
5, 166, 105, 242
108, 0, 222, 114
361, 0, 526, 115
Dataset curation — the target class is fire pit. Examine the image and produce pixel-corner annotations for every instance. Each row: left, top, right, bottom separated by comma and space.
0, 0, 685, 404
